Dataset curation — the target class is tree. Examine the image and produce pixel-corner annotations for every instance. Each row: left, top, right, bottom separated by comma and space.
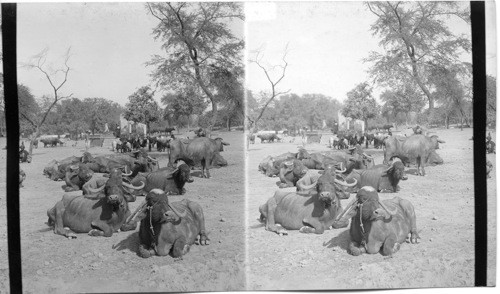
246, 47, 290, 148
487, 75, 496, 127
18, 84, 40, 136
341, 82, 379, 130
380, 83, 425, 126
83, 98, 124, 135
147, 2, 244, 130
21, 48, 73, 155
365, 2, 470, 116
124, 86, 161, 133
162, 88, 208, 129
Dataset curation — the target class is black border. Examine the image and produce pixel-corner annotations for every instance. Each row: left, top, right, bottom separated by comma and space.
471, 1, 487, 287
1, 3, 22, 293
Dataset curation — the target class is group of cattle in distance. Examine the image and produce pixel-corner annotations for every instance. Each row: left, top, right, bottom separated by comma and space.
40, 135, 229, 259
257, 131, 447, 257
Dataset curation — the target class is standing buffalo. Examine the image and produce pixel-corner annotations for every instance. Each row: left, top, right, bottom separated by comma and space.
257, 133, 279, 143
169, 137, 229, 178
258, 171, 357, 235
46, 168, 140, 238
384, 134, 445, 176
334, 186, 419, 256
40, 137, 64, 147
344, 160, 407, 193
127, 189, 209, 259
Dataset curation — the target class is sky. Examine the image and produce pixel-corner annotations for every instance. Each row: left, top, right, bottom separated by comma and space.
246, 1, 484, 103
8, 1, 497, 107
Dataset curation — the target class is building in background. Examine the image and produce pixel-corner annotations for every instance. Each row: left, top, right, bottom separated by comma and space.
119, 114, 147, 136
338, 111, 364, 133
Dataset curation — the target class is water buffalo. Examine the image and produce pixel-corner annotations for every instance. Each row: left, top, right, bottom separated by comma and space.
46, 168, 140, 238
83, 171, 145, 202
259, 152, 297, 177
295, 165, 348, 197
41, 137, 63, 147
258, 171, 357, 235
129, 161, 193, 196
384, 134, 445, 176
19, 149, 31, 163
168, 137, 229, 178
487, 140, 496, 154
257, 133, 279, 143
43, 155, 85, 181
277, 159, 309, 188
63, 163, 95, 192
127, 189, 209, 259
344, 160, 408, 193
334, 186, 419, 257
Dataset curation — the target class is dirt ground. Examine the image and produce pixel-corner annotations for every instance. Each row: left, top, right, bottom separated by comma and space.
246, 128, 496, 290
0, 131, 246, 293
0, 128, 496, 292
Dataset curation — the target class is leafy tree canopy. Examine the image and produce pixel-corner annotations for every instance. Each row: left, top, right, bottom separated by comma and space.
124, 86, 161, 130
341, 82, 379, 128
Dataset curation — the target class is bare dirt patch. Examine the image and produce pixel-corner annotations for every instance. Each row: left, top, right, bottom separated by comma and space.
1, 131, 246, 293
246, 128, 496, 290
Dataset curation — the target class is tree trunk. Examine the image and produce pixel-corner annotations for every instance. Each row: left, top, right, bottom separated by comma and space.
445, 115, 449, 129
364, 118, 368, 133
29, 127, 40, 155
227, 117, 231, 131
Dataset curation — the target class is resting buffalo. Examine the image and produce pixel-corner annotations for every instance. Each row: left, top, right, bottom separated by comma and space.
129, 161, 193, 196
46, 168, 139, 238
487, 140, 496, 154
169, 137, 229, 178
63, 163, 95, 192
43, 155, 86, 181
295, 166, 349, 197
259, 152, 297, 177
334, 186, 419, 256
83, 171, 145, 202
384, 134, 445, 176
257, 133, 279, 143
19, 150, 31, 163
344, 160, 407, 193
127, 189, 209, 259
258, 171, 357, 235
277, 159, 309, 188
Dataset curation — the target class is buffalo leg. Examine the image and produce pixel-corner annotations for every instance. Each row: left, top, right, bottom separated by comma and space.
156, 240, 173, 257
183, 200, 210, 245
138, 244, 155, 258
397, 197, 420, 244
120, 210, 138, 232
52, 201, 77, 238
89, 221, 114, 237
172, 236, 190, 259
263, 197, 287, 235
348, 241, 366, 256
300, 218, 325, 234
382, 233, 400, 256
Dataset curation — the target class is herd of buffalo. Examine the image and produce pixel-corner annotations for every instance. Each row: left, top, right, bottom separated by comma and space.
257, 126, 492, 257
20, 131, 229, 260
16, 125, 495, 259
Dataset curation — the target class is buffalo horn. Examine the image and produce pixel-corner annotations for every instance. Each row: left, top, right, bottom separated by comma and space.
122, 181, 145, 190
334, 197, 358, 222
122, 169, 133, 177
147, 155, 159, 162
378, 200, 398, 218
87, 184, 106, 194
334, 177, 357, 187
437, 139, 445, 143
334, 163, 346, 173
362, 152, 373, 159
126, 199, 148, 224
296, 180, 317, 191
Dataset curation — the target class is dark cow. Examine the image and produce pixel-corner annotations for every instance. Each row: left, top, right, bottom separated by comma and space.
344, 160, 408, 193
156, 135, 173, 152
19, 149, 32, 163
46, 168, 140, 238
169, 137, 229, 178
277, 159, 309, 188
334, 186, 419, 256
295, 165, 348, 197
384, 134, 445, 176
257, 133, 279, 143
83, 170, 145, 202
63, 163, 95, 192
40, 137, 63, 147
20, 169, 26, 187
487, 140, 496, 154
127, 189, 209, 259
129, 161, 193, 196
258, 171, 357, 235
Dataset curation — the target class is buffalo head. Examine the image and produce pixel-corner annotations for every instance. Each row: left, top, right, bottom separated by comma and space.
429, 135, 445, 149
281, 159, 308, 180
174, 161, 194, 184
87, 168, 145, 204
214, 138, 230, 152
296, 148, 311, 160
335, 186, 398, 224
383, 161, 408, 181
127, 189, 187, 224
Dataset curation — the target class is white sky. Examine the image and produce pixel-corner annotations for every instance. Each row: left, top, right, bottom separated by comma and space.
8, 1, 497, 106
246, 1, 489, 103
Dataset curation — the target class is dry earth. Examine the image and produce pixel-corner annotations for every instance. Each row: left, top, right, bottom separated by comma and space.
0, 131, 246, 293
246, 128, 496, 290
